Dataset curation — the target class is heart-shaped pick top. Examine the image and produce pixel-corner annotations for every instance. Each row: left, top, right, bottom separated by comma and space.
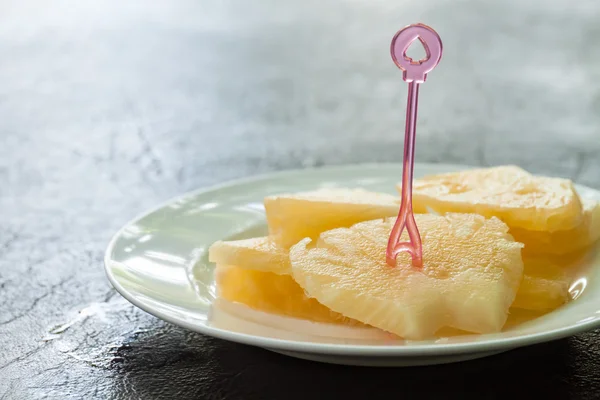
390, 23, 443, 83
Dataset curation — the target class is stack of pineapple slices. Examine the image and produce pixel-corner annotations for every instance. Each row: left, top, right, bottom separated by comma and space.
209, 166, 600, 340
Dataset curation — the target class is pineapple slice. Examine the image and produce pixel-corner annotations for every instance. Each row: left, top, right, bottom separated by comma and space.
511, 253, 586, 311
210, 235, 581, 317
215, 264, 362, 325
409, 165, 583, 232
289, 214, 524, 339
511, 262, 569, 311
511, 199, 600, 255
214, 263, 553, 330
264, 188, 399, 248
209, 237, 289, 275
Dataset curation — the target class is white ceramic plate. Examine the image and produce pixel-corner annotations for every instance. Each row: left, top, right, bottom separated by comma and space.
105, 163, 600, 367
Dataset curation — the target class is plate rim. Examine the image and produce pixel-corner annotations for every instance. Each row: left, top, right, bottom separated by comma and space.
104, 162, 600, 357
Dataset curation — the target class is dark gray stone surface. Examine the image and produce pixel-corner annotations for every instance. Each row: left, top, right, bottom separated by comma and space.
1, 0, 600, 398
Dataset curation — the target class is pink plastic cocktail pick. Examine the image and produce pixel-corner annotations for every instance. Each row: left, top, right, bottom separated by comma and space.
386, 23, 443, 268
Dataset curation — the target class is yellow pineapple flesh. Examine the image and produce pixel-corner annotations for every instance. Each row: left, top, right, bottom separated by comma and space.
289, 214, 524, 339
512, 257, 570, 311
409, 165, 583, 232
210, 234, 580, 316
209, 237, 289, 275
511, 252, 587, 311
214, 264, 362, 325
510, 199, 600, 255
209, 170, 596, 336
264, 188, 399, 248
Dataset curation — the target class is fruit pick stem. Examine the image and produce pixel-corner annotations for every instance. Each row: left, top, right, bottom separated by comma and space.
386, 23, 443, 268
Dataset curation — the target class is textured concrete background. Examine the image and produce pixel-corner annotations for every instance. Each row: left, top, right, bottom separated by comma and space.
1, 0, 600, 398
